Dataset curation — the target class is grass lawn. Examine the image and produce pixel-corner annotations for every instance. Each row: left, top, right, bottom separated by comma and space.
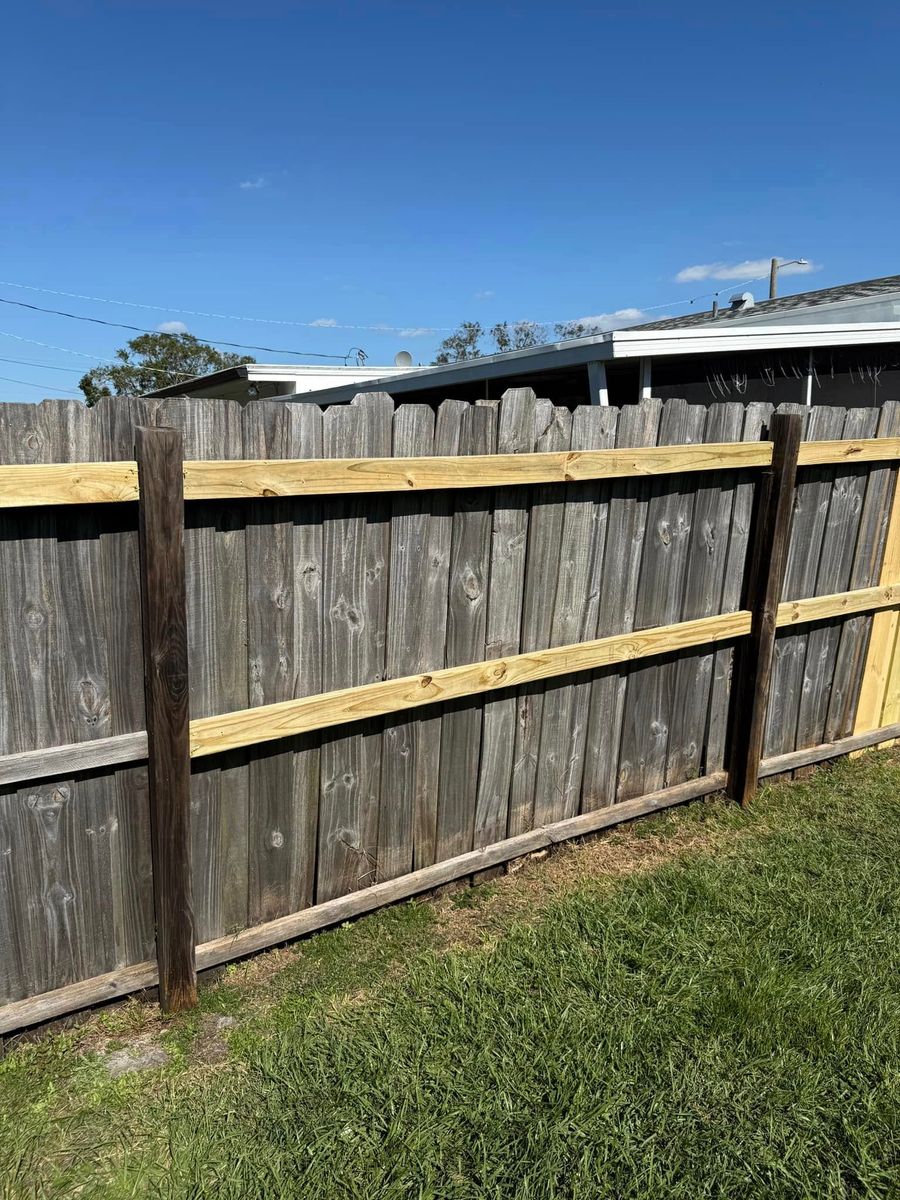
3, 750, 900, 1199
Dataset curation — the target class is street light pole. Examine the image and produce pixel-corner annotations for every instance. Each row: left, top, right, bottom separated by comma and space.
769, 257, 808, 300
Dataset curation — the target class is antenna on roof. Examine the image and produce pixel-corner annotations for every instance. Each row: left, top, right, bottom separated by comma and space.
394, 350, 413, 367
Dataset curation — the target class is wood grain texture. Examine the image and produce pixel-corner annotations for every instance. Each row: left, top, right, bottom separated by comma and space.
534, 405, 618, 823
474, 390, 538, 853
794, 407, 877, 758
666, 402, 743, 787
827, 402, 900, 741
378, 404, 436, 880
159, 399, 248, 946
507, 403, 573, 835
705, 403, 772, 774
174, 442, 773, 500
316, 395, 392, 902
727, 412, 802, 806
581, 399, 663, 810
853, 409, 900, 741
617, 399, 707, 801
135, 425, 196, 1012
244, 402, 298, 926
189, 610, 752, 756
436, 403, 496, 862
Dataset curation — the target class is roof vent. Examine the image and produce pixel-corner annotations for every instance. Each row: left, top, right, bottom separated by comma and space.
729, 291, 755, 311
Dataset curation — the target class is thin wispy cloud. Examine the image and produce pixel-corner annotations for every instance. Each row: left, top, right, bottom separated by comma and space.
157, 320, 189, 334
398, 327, 435, 338
238, 176, 267, 190
676, 259, 819, 283
474, 289, 495, 300
310, 317, 338, 327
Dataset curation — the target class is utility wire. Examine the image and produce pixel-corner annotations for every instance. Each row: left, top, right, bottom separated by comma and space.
0, 270, 788, 346
0, 296, 365, 361
0, 279, 452, 335
0, 330, 197, 378
0, 374, 80, 395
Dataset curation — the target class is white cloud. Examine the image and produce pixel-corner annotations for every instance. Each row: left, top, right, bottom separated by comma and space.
238, 176, 267, 190
309, 317, 338, 327
675, 258, 819, 283
157, 320, 188, 334
562, 308, 647, 334
474, 289, 495, 300
397, 327, 435, 338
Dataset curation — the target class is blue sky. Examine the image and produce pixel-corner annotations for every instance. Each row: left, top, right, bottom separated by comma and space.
1, 1, 898, 401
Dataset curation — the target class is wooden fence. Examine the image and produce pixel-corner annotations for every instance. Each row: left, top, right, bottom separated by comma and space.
2, 390, 900, 1033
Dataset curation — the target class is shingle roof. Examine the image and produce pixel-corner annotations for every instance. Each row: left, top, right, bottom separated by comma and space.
632, 274, 900, 331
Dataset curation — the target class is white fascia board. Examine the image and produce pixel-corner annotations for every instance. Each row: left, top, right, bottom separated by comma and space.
243, 363, 427, 382
608, 323, 900, 358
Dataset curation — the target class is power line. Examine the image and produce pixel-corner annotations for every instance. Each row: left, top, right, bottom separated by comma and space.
0, 295, 365, 361
0, 279, 453, 335
0, 355, 83, 373
0, 330, 197, 378
0, 373, 80, 395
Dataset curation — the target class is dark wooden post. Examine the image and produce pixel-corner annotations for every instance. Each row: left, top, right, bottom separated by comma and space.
727, 412, 803, 806
135, 426, 197, 1012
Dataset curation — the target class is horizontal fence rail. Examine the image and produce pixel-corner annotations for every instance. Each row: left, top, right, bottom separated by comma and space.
4, 393, 900, 1037
5, 436, 900, 508
1, 583, 898, 785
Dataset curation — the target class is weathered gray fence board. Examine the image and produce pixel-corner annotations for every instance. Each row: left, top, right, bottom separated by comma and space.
317, 396, 392, 901
795, 406, 878, 755
243, 402, 299, 925
825, 401, 900, 740
534, 405, 618, 823
666, 402, 743, 785
581, 399, 663, 810
5, 391, 900, 1016
508, 403, 573, 835
474, 389, 538, 852
378, 404, 436, 880
764, 405, 840, 760
95, 397, 155, 968
413, 400, 466, 867
436, 403, 496, 861
705, 403, 773, 774
286, 402, 324, 911
616, 399, 707, 801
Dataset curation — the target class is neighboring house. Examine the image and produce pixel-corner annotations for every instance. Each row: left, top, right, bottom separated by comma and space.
146, 360, 432, 402
297, 275, 900, 409
149, 275, 900, 409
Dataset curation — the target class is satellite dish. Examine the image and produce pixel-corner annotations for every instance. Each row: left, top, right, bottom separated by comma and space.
394, 350, 414, 367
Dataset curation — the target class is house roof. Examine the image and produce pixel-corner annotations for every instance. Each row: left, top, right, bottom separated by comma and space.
633, 274, 900, 330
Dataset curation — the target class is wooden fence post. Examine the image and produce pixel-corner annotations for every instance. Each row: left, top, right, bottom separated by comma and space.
135, 426, 198, 1013
727, 412, 803, 806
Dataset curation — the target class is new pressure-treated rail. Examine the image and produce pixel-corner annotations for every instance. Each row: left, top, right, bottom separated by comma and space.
3, 436, 900, 508
1, 584, 898, 787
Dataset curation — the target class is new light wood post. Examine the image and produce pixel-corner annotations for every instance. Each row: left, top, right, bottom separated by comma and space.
727, 412, 803, 806
135, 426, 197, 1013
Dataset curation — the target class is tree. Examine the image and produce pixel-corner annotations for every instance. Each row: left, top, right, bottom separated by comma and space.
490, 321, 548, 353
432, 319, 549, 364
554, 320, 601, 340
79, 332, 255, 406
432, 321, 485, 364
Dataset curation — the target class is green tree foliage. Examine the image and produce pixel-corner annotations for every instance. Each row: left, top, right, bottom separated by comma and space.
432, 321, 485, 364
554, 319, 602, 340
489, 321, 547, 353
432, 319, 550, 364
79, 332, 255, 406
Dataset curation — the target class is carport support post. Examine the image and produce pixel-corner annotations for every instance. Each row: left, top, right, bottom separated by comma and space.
727, 412, 802, 807
135, 426, 198, 1013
